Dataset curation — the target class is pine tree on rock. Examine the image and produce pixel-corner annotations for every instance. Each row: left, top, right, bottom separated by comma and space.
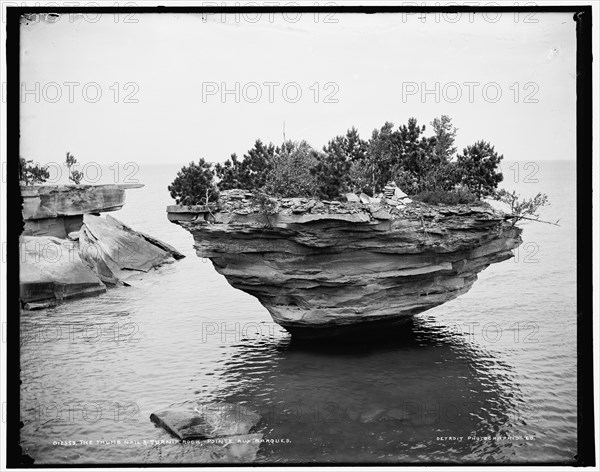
168, 158, 219, 205
313, 127, 368, 199
456, 140, 504, 198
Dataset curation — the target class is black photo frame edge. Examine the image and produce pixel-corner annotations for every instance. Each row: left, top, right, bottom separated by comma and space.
4, 3, 595, 468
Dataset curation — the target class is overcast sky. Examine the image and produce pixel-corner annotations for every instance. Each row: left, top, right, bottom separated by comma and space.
19, 11, 576, 167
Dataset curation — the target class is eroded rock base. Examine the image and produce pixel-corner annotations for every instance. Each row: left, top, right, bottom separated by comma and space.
168, 192, 522, 338
283, 315, 416, 340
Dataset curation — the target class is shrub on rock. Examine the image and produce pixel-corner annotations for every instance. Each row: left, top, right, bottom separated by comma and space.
169, 158, 219, 205
264, 140, 318, 198
19, 157, 50, 185
215, 139, 275, 191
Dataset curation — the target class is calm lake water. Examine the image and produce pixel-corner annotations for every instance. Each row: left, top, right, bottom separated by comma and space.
19, 160, 577, 465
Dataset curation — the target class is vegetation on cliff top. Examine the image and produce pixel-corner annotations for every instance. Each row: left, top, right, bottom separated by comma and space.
65, 152, 84, 185
168, 158, 220, 205
19, 157, 50, 185
19, 152, 88, 186
168, 115, 548, 220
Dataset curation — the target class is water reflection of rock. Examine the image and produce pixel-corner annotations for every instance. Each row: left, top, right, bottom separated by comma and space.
204, 318, 535, 464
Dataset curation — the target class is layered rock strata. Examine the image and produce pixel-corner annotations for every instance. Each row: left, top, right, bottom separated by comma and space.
168, 190, 522, 338
22, 183, 145, 238
20, 184, 184, 307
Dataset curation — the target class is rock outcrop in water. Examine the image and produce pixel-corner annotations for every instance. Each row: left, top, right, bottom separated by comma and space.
20, 184, 184, 308
167, 190, 522, 338
22, 184, 141, 238
150, 403, 261, 440
150, 402, 263, 463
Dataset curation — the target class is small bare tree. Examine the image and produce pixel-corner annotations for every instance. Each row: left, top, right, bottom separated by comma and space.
65, 152, 84, 184
494, 189, 556, 226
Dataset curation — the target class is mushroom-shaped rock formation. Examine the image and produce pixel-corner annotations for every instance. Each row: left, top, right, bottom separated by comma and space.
168, 190, 522, 338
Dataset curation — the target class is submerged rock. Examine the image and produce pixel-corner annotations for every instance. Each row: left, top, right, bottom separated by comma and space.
167, 191, 522, 338
150, 403, 261, 441
146, 434, 264, 464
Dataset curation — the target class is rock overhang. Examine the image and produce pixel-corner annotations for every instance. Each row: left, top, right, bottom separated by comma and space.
167, 190, 522, 338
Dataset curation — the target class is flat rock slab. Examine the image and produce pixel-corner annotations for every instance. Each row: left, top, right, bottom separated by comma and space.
81, 214, 184, 279
19, 236, 106, 303
20, 215, 185, 304
22, 184, 143, 220
345, 192, 360, 203
371, 208, 392, 220
150, 403, 261, 441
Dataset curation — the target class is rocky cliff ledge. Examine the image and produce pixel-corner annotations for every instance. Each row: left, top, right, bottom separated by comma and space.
22, 184, 141, 238
21, 184, 184, 308
167, 190, 522, 338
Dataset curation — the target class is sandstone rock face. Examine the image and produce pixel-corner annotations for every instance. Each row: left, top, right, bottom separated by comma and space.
20, 215, 185, 305
22, 215, 84, 239
22, 184, 144, 219
19, 236, 107, 305
79, 214, 184, 284
20, 184, 184, 307
168, 191, 523, 338
22, 184, 143, 238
